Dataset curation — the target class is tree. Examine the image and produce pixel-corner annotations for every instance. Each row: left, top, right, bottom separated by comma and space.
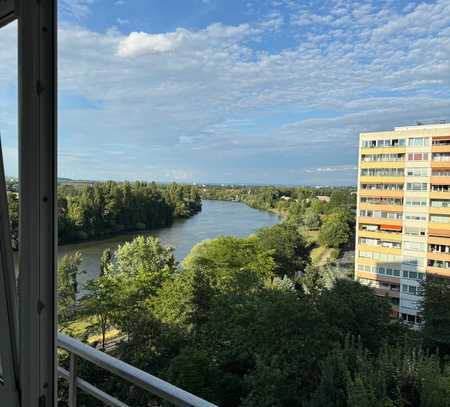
82, 276, 116, 350
58, 251, 82, 324
103, 236, 178, 336
316, 280, 394, 352
255, 223, 309, 278
318, 211, 351, 249
303, 206, 321, 230
183, 236, 276, 293
421, 275, 450, 355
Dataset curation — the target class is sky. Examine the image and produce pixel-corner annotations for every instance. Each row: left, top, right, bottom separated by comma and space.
0, 0, 449, 185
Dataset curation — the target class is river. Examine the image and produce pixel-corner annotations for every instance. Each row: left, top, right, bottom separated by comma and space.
57, 200, 280, 287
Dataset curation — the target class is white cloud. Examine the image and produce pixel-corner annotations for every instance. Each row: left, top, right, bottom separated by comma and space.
305, 165, 357, 173
4, 0, 450, 183
59, 0, 93, 19
117, 30, 186, 56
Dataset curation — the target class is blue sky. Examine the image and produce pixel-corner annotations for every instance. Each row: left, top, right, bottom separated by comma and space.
0, 0, 449, 185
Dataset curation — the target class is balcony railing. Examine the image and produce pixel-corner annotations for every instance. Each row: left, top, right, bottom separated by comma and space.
58, 333, 218, 407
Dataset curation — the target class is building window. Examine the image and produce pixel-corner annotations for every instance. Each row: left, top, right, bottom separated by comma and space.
405, 199, 427, 207
408, 137, 429, 147
431, 184, 450, 192
360, 210, 402, 219
431, 199, 450, 207
428, 259, 450, 269
430, 214, 450, 223
403, 241, 427, 251
402, 284, 420, 296
432, 152, 450, 161
406, 167, 428, 177
406, 182, 428, 191
404, 227, 426, 236
402, 270, 425, 280
407, 152, 429, 161
361, 183, 404, 190
404, 212, 427, 221
362, 139, 405, 148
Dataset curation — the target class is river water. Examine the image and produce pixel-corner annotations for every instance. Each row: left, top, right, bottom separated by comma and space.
57, 200, 280, 287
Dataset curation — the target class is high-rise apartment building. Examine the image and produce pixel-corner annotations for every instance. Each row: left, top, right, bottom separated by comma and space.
355, 123, 450, 324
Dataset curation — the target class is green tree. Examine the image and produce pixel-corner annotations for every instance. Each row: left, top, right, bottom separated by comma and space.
82, 276, 116, 350
318, 211, 351, 249
421, 275, 450, 355
303, 206, 321, 230
255, 223, 309, 278
58, 251, 82, 324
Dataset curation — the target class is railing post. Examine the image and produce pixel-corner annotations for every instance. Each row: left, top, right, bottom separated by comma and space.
68, 353, 78, 407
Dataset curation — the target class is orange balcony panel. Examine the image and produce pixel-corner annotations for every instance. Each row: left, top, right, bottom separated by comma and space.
360, 162, 405, 169
429, 207, 450, 215
428, 236, 450, 246
431, 176, 450, 185
432, 162, 450, 169
427, 266, 450, 278
432, 145, 450, 153
360, 147, 406, 155
359, 176, 404, 184
428, 228, 450, 238
356, 270, 400, 284
357, 244, 401, 255
430, 192, 450, 200
433, 135, 450, 141
359, 190, 404, 199
358, 216, 402, 226
356, 257, 377, 266
373, 288, 400, 298
358, 230, 402, 241
359, 203, 403, 213
427, 252, 450, 262
428, 222, 450, 231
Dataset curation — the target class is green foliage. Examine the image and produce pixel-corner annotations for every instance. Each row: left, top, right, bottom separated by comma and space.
318, 211, 352, 249
183, 236, 276, 293
255, 223, 309, 278
11, 180, 201, 247
303, 206, 322, 229
58, 251, 82, 324
421, 275, 450, 354
308, 339, 450, 407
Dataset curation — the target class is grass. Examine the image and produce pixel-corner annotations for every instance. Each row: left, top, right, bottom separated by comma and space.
310, 246, 339, 266
62, 316, 121, 345
299, 227, 340, 266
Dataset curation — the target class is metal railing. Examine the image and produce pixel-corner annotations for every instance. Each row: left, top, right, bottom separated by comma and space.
57, 333, 218, 407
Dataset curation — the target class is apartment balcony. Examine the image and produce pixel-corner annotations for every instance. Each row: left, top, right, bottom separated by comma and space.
355, 270, 400, 285
359, 203, 404, 213
429, 206, 450, 215
373, 287, 400, 298
427, 251, 450, 263
427, 266, 450, 277
360, 147, 406, 155
429, 191, 450, 200
358, 229, 402, 241
357, 243, 401, 256
431, 145, 450, 153
428, 236, 450, 246
431, 176, 450, 185
359, 176, 404, 184
58, 333, 217, 407
360, 161, 405, 169
357, 216, 402, 227
359, 189, 404, 198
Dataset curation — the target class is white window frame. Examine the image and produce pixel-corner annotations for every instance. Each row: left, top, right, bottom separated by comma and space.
0, 1, 57, 406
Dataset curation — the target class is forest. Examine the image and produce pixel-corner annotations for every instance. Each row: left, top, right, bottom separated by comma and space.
6, 180, 202, 248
